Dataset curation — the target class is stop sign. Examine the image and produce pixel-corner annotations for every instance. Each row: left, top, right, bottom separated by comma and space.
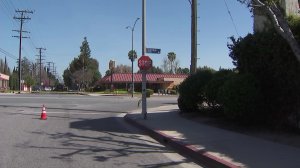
138, 55, 152, 70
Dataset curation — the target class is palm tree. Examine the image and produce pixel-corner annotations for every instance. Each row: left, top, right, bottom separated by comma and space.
128, 50, 137, 61
167, 52, 176, 73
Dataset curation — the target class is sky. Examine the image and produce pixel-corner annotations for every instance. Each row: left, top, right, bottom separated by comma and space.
0, 0, 253, 80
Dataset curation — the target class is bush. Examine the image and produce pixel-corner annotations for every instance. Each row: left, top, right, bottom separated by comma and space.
178, 68, 214, 113
146, 89, 153, 97
228, 28, 300, 127
204, 69, 235, 108
93, 85, 106, 92
218, 73, 264, 125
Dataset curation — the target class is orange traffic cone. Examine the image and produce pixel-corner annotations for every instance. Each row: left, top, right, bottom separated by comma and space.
40, 104, 47, 120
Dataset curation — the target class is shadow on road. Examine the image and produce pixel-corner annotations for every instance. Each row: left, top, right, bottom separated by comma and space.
17, 117, 196, 167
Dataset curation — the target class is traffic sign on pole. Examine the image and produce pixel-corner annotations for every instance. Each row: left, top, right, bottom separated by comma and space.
146, 48, 161, 54
138, 55, 152, 70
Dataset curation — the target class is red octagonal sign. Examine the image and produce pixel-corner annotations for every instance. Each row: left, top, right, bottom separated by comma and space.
138, 55, 152, 70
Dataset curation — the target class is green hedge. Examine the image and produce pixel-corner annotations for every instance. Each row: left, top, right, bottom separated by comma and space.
204, 69, 234, 108
178, 68, 214, 113
218, 73, 264, 124
228, 25, 300, 127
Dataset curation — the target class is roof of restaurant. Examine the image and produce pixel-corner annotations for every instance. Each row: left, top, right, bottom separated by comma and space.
99, 73, 188, 84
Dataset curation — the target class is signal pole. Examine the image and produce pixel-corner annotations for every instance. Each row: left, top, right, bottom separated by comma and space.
36, 48, 46, 88
12, 10, 33, 93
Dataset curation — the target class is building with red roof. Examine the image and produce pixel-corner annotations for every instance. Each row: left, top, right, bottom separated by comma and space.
97, 73, 188, 92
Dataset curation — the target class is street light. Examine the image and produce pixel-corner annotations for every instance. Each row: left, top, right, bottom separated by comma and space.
126, 17, 140, 98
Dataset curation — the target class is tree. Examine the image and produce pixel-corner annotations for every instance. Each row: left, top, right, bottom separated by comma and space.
167, 52, 176, 73
148, 66, 163, 74
128, 50, 137, 61
0, 59, 4, 73
9, 67, 18, 90
161, 55, 181, 74
228, 30, 300, 126
0, 57, 10, 75
176, 67, 190, 74
105, 70, 111, 76
21, 57, 31, 77
63, 68, 73, 88
63, 37, 101, 90
238, 0, 300, 62
161, 57, 170, 73
2, 57, 10, 75
24, 75, 35, 91
114, 64, 131, 73
173, 60, 180, 73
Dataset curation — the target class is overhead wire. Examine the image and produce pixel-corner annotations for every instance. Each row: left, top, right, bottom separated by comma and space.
0, 0, 37, 67
16, 0, 47, 62
0, 47, 18, 60
223, 0, 240, 37
1, 0, 51, 75
0, 0, 18, 27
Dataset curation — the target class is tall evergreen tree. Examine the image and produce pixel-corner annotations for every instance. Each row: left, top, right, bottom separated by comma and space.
63, 37, 101, 90
0, 58, 3, 73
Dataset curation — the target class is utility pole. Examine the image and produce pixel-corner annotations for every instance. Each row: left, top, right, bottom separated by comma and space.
190, 0, 198, 74
46, 61, 53, 87
12, 10, 33, 93
141, 0, 147, 119
36, 47, 46, 89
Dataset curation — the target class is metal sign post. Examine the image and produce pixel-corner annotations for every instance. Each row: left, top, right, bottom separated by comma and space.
142, 70, 147, 119
138, 55, 152, 120
141, 0, 147, 120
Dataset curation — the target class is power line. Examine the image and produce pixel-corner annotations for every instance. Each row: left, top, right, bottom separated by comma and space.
223, 0, 240, 36
2, 0, 41, 58
0, 0, 18, 27
4, 0, 16, 11
0, 1, 36, 61
0, 47, 18, 60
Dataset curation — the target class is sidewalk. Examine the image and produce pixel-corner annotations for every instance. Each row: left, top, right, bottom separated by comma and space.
124, 105, 300, 168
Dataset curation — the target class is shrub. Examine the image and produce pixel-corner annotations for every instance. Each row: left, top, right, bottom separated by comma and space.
93, 85, 106, 92
178, 68, 214, 113
204, 69, 235, 108
218, 73, 264, 125
146, 89, 153, 97
228, 29, 300, 127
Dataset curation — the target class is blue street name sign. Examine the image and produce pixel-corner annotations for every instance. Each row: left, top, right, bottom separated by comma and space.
146, 48, 161, 54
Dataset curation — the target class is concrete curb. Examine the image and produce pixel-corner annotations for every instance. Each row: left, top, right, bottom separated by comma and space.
124, 114, 241, 168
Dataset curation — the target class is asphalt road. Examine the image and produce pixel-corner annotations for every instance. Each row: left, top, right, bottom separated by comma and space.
0, 94, 201, 168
